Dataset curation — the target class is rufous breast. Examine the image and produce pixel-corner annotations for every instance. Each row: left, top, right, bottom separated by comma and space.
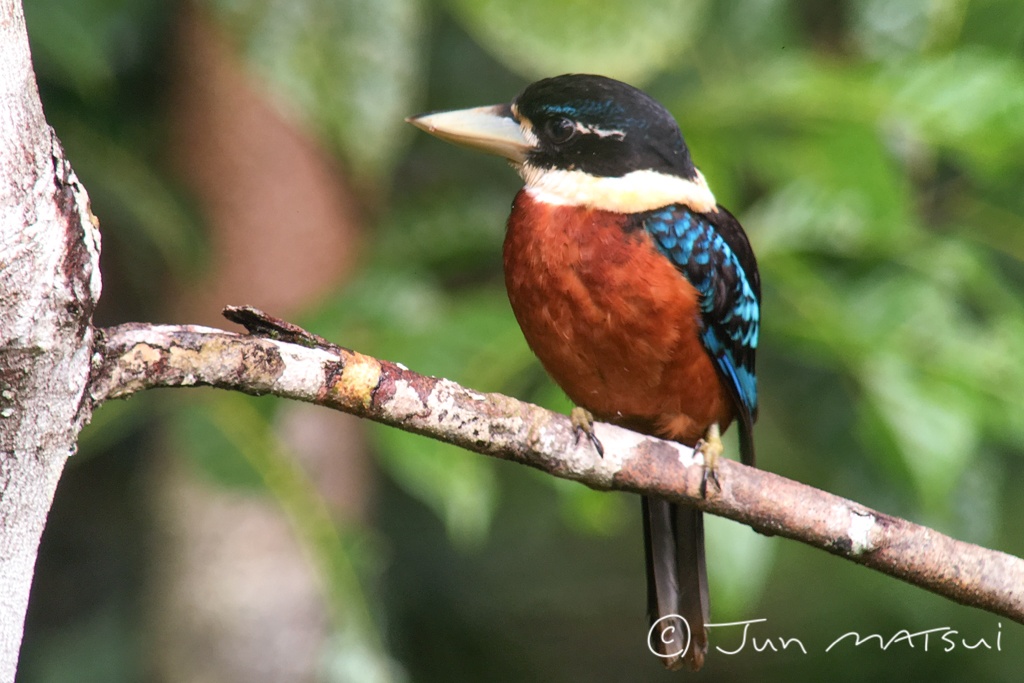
503, 188, 734, 444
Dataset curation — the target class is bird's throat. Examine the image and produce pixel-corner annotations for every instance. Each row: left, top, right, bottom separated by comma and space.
516, 163, 717, 214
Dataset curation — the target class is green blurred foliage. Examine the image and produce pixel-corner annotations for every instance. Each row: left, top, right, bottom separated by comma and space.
445, 0, 708, 83
175, 392, 405, 680
203, 0, 425, 181
24, 0, 205, 321
25, 0, 1024, 680
24, 0, 167, 99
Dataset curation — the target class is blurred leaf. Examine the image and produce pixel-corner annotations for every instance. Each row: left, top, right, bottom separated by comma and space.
705, 514, 777, 618
23, 0, 165, 97
21, 608, 140, 683
673, 57, 883, 132
983, 317, 1024, 447
26, 0, 112, 96
707, 0, 797, 61
373, 190, 509, 275
207, 394, 375, 626
772, 124, 915, 243
549, 478, 627, 536
889, 50, 1024, 175
860, 353, 979, 506
960, 0, 1024, 53
956, 194, 1024, 264
175, 391, 399, 678
53, 113, 207, 280
76, 394, 152, 459
951, 453, 1001, 545
309, 271, 536, 397
321, 630, 408, 683
812, 0, 969, 63
204, 0, 425, 179
175, 400, 264, 490
446, 0, 708, 84
749, 180, 888, 258
373, 427, 497, 550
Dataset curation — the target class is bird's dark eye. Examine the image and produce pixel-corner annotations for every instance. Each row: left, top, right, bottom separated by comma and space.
546, 117, 577, 144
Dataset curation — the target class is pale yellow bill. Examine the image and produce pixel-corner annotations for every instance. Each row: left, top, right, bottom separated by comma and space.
406, 104, 533, 163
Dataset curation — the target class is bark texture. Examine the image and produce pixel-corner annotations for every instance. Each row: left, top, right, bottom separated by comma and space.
0, 0, 102, 678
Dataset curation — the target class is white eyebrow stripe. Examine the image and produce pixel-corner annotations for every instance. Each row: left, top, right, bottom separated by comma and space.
575, 122, 625, 139
514, 109, 624, 144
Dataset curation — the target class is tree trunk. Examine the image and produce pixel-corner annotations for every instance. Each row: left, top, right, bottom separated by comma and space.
0, 0, 102, 679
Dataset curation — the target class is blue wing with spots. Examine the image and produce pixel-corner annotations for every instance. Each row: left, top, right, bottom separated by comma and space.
644, 204, 760, 465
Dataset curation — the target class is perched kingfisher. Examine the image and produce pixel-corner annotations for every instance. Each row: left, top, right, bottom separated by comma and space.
408, 74, 760, 671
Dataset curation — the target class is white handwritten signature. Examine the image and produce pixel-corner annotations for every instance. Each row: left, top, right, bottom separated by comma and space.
648, 617, 1004, 659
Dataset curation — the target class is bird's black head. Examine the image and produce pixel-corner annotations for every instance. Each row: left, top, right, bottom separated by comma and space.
407, 74, 715, 213
512, 74, 697, 180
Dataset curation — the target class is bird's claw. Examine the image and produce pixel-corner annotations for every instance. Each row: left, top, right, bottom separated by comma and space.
571, 406, 604, 457
697, 423, 724, 497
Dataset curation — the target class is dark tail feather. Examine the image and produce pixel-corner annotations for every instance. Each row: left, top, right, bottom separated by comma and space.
643, 497, 709, 671
738, 412, 756, 468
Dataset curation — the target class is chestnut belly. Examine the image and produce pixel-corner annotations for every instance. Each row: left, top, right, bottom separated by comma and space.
503, 189, 734, 445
